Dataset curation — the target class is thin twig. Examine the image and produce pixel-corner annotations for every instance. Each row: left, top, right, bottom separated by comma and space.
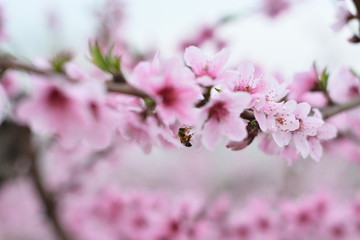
24, 128, 73, 240
0, 58, 50, 75
0, 56, 77, 82
0, 55, 150, 99
321, 96, 360, 119
240, 109, 255, 120
106, 81, 150, 99
353, 0, 360, 18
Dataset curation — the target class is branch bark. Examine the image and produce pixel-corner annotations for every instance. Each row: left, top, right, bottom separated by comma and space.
0, 56, 77, 82
321, 96, 360, 119
0, 55, 150, 99
105, 81, 150, 99
21, 126, 73, 240
354, 0, 360, 17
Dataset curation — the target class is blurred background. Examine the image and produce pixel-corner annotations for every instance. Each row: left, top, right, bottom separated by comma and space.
1, 0, 360, 201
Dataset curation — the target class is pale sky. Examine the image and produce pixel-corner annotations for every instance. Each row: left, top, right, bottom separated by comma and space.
1, 0, 359, 76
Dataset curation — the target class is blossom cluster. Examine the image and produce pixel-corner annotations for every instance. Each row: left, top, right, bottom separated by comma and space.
2, 180, 360, 240
1, 1, 360, 240
0, 45, 344, 163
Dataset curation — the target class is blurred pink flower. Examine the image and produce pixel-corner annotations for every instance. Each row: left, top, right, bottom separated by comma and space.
199, 90, 251, 149
131, 56, 202, 125
16, 80, 89, 146
184, 46, 230, 86
225, 61, 267, 102
332, 5, 354, 32
288, 69, 327, 108
328, 68, 360, 103
261, 0, 290, 18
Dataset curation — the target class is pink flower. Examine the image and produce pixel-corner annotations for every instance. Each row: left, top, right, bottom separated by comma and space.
261, 100, 300, 147
225, 61, 267, 97
199, 90, 251, 149
328, 68, 360, 103
261, 0, 290, 18
291, 102, 325, 159
252, 77, 290, 132
306, 110, 337, 161
16, 79, 118, 149
259, 134, 299, 164
288, 69, 327, 108
16, 80, 89, 146
114, 96, 180, 153
80, 83, 120, 149
184, 46, 230, 86
64, 62, 88, 81
332, 5, 354, 32
0, 72, 20, 97
131, 56, 202, 125
259, 102, 336, 161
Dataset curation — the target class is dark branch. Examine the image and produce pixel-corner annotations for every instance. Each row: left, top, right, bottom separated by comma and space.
106, 81, 150, 99
20, 126, 73, 240
0, 54, 151, 99
321, 96, 360, 119
240, 109, 255, 120
0, 56, 77, 82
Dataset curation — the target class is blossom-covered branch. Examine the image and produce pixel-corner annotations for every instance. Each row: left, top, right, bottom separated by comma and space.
0, 45, 357, 162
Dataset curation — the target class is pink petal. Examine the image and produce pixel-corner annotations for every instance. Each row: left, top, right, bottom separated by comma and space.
131, 61, 154, 89
309, 137, 323, 161
272, 131, 292, 147
282, 100, 297, 114
236, 61, 255, 86
302, 117, 324, 136
208, 48, 230, 77
184, 46, 207, 75
317, 123, 337, 140
223, 118, 247, 142
254, 110, 268, 132
294, 102, 311, 119
293, 134, 310, 158
202, 119, 222, 149
226, 91, 251, 113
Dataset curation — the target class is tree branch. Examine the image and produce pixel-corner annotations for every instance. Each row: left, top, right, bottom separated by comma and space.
22, 127, 73, 240
0, 56, 77, 82
353, 0, 360, 18
321, 96, 360, 119
0, 58, 51, 76
105, 81, 150, 99
0, 55, 151, 99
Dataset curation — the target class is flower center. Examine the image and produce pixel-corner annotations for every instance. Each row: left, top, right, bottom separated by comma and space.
348, 85, 359, 97
208, 101, 229, 122
157, 86, 177, 106
275, 117, 286, 125
89, 102, 100, 121
47, 87, 69, 108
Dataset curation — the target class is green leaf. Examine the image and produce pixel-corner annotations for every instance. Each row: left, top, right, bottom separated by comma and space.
51, 51, 73, 72
89, 41, 122, 76
350, 68, 360, 79
144, 97, 156, 111
318, 67, 329, 91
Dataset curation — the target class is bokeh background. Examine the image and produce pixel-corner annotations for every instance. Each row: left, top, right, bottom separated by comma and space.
1, 0, 360, 201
